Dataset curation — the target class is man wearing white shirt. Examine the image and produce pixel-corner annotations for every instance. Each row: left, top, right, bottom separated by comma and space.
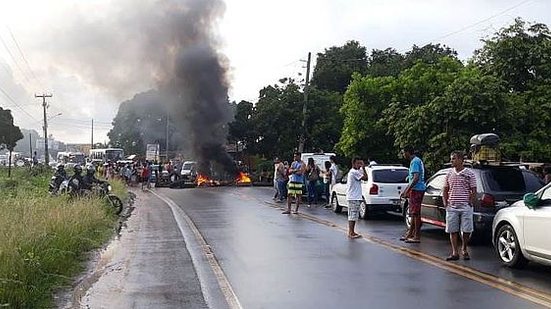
346, 157, 368, 239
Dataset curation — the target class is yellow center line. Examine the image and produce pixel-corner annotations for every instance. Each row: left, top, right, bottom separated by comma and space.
264, 200, 551, 308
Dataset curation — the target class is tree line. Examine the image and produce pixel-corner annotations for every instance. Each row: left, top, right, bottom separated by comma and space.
228, 18, 551, 172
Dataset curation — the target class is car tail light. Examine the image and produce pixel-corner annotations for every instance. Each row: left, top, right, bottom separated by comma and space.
480, 193, 495, 207
369, 184, 379, 195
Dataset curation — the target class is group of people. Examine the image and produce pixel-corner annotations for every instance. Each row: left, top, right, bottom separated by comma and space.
277, 147, 478, 261
273, 154, 340, 211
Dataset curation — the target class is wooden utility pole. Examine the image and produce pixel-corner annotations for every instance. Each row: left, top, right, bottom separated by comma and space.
28, 133, 32, 171
298, 52, 311, 153
91, 119, 94, 150
165, 112, 169, 161
36, 93, 52, 165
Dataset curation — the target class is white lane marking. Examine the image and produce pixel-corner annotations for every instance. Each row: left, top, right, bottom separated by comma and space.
150, 190, 243, 309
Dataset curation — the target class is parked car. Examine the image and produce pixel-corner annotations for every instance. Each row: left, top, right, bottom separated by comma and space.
330, 165, 409, 219
492, 182, 551, 268
401, 164, 545, 240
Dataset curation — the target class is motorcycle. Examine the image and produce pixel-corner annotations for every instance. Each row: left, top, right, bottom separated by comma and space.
88, 182, 124, 215
49, 175, 68, 195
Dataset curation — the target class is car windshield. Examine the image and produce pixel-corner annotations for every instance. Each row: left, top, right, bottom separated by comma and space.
372, 169, 408, 183
183, 163, 194, 170
484, 168, 526, 192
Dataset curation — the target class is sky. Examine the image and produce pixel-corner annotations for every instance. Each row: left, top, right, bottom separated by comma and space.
0, 0, 549, 144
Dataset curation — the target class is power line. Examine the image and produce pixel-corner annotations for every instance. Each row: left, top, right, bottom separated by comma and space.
6, 26, 43, 88
427, 0, 535, 44
0, 32, 33, 85
0, 86, 38, 122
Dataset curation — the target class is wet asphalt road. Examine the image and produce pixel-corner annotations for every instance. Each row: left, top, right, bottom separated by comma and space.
151, 186, 551, 309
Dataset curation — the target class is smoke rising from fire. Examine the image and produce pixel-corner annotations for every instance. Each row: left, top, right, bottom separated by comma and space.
39, 0, 237, 175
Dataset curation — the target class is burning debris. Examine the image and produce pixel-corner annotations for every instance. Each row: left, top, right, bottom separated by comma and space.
194, 171, 252, 187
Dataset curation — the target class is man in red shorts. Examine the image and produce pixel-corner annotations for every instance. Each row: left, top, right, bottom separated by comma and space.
400, 145, 426, 243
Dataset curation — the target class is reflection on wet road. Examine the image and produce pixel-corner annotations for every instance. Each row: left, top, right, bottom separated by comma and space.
159, 186, 551, 309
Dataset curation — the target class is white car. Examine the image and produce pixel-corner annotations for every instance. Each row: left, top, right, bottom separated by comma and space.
330, 165, 409, 219
492, 182, 551, 268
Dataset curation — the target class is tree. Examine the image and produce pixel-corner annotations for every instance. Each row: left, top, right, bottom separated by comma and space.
474, 18, 551, 92
403, 43, 458, 68
108, 90, 179, 156
311, 40, 368, 93
0, 107, 24, 177
248, 81, 304, 159
366, 48, 405, 77
227, 100, 254, 151
337, 73, 395, 160
474, 18, 551, 162
380, 57, 464, 170
304, 88, 343, 153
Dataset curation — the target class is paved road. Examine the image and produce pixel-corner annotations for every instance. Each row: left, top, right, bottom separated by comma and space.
81, 186, 551, 309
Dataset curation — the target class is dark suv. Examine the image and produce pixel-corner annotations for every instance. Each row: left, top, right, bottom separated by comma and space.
401, 164, 545, 238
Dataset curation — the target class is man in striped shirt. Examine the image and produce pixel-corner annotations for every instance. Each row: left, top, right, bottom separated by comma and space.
443, 151, 477, 261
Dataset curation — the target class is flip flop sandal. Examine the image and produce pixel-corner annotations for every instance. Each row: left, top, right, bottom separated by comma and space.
281, 210, 291, 214
463, 252, 470, 260
292, 211, 299, 214
445, 255, 460, 261
348, 234, 362, 239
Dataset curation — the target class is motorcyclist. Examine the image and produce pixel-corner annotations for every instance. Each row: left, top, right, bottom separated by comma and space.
54, 163, 67, 179
82, 164, 106, 190
68, 164, 84, 194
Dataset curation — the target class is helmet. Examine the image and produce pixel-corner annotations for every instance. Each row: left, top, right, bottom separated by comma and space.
56, 163, 65, 169
86, 164, 96, 175
73, 164, 82, 174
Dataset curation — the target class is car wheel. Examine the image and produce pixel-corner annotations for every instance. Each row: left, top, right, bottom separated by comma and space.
331, 194, 342, 213
495, 224, 528, 268
359, 200, 371, 219
403, 202, 412, 230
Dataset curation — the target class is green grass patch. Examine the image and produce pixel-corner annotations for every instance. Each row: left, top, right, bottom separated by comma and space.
0, 167, 126, 308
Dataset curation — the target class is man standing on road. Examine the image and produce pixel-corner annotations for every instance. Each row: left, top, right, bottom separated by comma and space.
283, 152, 305, 215
400, 145, 426, 243
443, 151, 477, 261
347, 157, 368, 239
325, 155, 340, 209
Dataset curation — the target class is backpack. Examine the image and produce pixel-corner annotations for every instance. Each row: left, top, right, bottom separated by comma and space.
308, 166, 319, 181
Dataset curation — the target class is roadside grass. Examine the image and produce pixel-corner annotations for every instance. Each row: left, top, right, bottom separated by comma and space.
0, 167, 125, 308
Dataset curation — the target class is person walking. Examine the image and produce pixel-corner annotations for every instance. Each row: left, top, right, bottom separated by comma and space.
273, 158, 281, 200
283, 152, 305, 215
326, 155, 340, 209
306, 158, 320, 207
323, 161, 332, 206
400, 145, 426, 243
347, 157, 368, 239
275, 159, 287, 203
443, 151, 477, 261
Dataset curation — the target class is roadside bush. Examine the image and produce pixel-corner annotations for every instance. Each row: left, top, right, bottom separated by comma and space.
0, 167, 122, 308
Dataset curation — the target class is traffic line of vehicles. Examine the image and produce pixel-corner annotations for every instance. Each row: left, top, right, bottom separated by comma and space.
329, 162, 550, 269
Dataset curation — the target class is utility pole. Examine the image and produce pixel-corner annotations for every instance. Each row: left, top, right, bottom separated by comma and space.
36, 93, 53, 165
165, 112, 169, 161
298, 52, 311, 153
28, 133, 32, 171
91, 119, 94, 150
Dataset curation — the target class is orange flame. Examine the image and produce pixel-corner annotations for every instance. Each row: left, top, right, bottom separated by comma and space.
196, 174, 210, 186
236, 172, 251, 184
